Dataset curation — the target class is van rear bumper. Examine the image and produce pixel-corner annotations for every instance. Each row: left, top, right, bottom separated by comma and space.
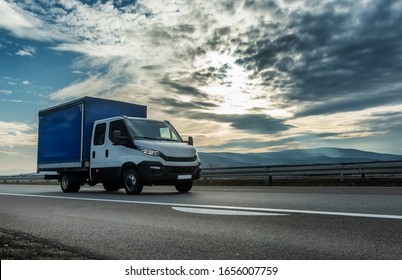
137, 161, 201, 185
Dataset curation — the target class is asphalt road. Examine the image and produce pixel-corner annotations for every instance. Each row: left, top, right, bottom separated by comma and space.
0, 184, 401, 259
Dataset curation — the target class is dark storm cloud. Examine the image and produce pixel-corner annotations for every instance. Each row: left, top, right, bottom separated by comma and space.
159, 77, 209, 98
234, 0, 402, 115
147, 24, 197, 46
193, 112, 293, 134
201, 131, 344, 150
151, 93, 293, 134
295, 89, 402, 117
289, 1, 402, 101
200, 138, 275, 150
207, 26, 232, 50
192, 64, 231, 86
149, 96, 218, 113
227, 113, 293, 133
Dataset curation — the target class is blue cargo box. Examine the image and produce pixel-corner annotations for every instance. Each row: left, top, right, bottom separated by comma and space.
37, 96, 147, 171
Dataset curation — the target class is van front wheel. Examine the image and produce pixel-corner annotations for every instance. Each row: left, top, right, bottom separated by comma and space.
175, 181, 193, 193
123, 169, 143, 195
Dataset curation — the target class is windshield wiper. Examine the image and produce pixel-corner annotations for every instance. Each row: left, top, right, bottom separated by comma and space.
134, 136, 179, 142
160, 138, 178, 142
134, 136, 159, 140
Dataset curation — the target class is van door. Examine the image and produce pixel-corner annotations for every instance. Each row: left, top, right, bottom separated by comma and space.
105, 120, 129, 178
90, 122, 107, 183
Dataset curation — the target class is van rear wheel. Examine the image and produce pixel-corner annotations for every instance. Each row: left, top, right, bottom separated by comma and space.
103, 183, 120, 191
60, 174, 81, 193
123, 169, 143, 195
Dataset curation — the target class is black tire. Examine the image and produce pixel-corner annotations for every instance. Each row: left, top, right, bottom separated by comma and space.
103, 183, 120, 192
175, 180, 193, 193
87, 180, 97, 186
123, 169, 143, 195
60, 174, 81, 193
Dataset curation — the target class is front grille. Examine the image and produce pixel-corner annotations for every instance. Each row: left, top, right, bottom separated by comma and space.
160, 154, 197, 162
165, 166, 199, 175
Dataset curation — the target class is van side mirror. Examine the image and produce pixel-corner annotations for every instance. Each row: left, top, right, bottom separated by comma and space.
187, 136, 193, 146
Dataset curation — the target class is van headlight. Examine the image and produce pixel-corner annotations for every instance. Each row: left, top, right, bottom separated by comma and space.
138, 146, 161, 157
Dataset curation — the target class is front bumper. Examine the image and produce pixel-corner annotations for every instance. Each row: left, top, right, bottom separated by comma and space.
137, 161, 201, 185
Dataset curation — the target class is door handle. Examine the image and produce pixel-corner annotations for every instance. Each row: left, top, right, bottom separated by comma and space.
92, 151, 96, 158
105, 149, 109, 157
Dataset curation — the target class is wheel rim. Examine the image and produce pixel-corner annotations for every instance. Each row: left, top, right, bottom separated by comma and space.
61, 175, 68, 190
126, 174, 136, 191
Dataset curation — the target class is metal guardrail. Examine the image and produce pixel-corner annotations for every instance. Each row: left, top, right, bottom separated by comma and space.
0, 175, 54, 184
201, 161, 402, 185
1, 161, 402, 185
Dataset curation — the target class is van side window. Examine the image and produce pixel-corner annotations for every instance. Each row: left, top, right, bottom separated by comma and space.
109, 120, 128, 142
94, 123, 106, 145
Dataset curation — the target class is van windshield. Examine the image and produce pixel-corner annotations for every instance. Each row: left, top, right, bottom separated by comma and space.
126, 119, 182, 141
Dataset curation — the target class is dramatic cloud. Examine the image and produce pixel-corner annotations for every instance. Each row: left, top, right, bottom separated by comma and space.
295, 88, 402, 117
189, 112, 293, 134
0, 0, 37, 31
0, 121, 37, 148
49, 74, 126, 100
236, 0, 402, 114
1, 0, 402, 160
0, 0, 64, 40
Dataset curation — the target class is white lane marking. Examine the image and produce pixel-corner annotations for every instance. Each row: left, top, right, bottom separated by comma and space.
172, 207, 288, 216
1, 192, 402, 220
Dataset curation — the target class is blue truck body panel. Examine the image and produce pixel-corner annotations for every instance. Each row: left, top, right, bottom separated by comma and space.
37, 96, 147, 171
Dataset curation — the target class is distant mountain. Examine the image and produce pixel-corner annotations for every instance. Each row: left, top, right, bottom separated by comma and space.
199, 147, 402, 168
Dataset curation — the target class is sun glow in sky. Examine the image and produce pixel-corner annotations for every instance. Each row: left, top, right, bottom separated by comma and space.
195, 52, 259, 115
1, 0, 402, 174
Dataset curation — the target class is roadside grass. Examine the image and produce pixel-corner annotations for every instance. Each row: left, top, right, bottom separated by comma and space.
0, 228, 101, 260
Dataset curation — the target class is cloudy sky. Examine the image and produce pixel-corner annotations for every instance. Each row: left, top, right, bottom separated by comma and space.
1, 0, 402, 174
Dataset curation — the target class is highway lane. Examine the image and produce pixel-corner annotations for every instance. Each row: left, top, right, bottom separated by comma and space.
0, 184, 402, 259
